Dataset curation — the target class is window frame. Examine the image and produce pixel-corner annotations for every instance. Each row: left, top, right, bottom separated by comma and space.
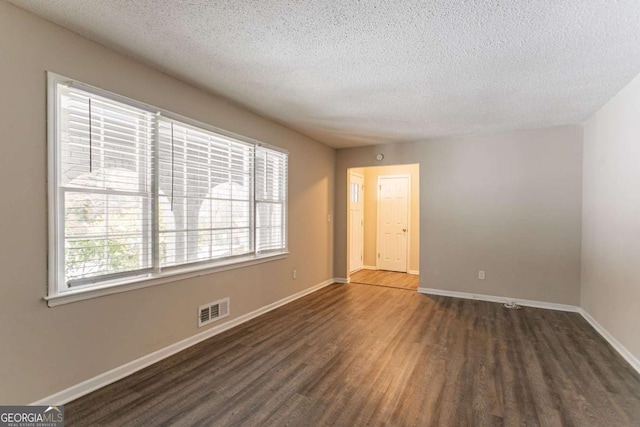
46, 72, 288, 307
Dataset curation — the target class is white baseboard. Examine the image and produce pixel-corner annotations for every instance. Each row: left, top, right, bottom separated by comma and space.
418, 286, 640, 375
32, 279, 640, 405
578, 308, 640, 375
417, 287, 579, 312
362, 265, 416, 274
334, 277, 351, 284
31, 278, 337, 406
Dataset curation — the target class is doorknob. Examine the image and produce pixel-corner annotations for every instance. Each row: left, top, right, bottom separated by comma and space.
402, 228, 407, 232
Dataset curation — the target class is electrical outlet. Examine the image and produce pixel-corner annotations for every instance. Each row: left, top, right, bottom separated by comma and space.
292, 269, 297, 279
478, 271, 485, 280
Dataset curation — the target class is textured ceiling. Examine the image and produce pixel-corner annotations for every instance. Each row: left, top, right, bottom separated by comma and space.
9, 0, 640, 148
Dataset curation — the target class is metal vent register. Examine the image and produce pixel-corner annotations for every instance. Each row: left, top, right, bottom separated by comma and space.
198, 298, 230, 327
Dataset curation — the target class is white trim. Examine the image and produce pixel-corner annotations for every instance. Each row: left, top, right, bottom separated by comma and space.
334, 277, 351, 284
362, 265, 377, 270
417, 287, 640, 375
31, 278, 337, 405
408, 270, 419, 275
417, 287, 579, 312
578, 308, 640, 375
45, 252, 288, 307
31, 280, 640, 405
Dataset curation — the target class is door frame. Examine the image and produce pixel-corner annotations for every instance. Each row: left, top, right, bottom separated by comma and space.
376, 174, 411, 272
348, 171, 365, 273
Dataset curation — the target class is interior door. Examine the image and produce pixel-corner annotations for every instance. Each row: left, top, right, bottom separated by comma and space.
378, 176, 409, 272
349, 173, 364, 273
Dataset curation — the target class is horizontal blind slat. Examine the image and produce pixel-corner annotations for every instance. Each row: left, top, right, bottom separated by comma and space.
255, 146, 287, 252
158, 118, 255, 267
60, 84, 154, 284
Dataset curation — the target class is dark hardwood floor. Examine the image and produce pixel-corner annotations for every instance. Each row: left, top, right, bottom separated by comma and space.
350, 269, 419, 290
65, 283, 640, 426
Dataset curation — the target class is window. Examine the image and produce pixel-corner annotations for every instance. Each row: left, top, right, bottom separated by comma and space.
48, 74, 288, 300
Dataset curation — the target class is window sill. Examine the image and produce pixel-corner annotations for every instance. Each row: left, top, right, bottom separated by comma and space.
44, 252, 289, 307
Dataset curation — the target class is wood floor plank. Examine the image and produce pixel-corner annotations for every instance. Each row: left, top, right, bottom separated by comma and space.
350, 269, 419, 290
64, 283, 640, 426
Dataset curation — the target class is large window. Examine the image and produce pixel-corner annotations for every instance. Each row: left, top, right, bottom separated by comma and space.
48, 74, 287, 299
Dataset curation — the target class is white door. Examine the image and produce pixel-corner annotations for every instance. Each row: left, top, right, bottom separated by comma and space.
349, 173, 364, 273
378, 176, 409, 272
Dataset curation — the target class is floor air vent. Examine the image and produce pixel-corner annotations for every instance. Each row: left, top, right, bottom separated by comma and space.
198, 298, 230, 327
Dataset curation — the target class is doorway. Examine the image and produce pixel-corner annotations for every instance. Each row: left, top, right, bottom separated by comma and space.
347, 164, 419, 291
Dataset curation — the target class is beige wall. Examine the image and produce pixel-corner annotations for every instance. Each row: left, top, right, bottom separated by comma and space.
582, 72, 640, 361
0, 1, 334, 404
335, 126, 583, 305
5, 0, 631, 405
359, 164, 420, 272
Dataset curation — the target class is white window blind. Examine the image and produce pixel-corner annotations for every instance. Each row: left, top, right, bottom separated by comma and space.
51, 76, 288, 294
157, 119, 254, 267
58, 85, 155, 286
255, 147, 287, 253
